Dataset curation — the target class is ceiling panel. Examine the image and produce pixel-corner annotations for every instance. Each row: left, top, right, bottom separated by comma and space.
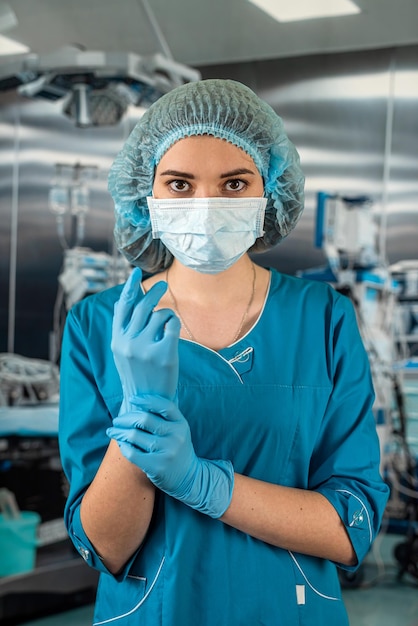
1, 0, 418, 68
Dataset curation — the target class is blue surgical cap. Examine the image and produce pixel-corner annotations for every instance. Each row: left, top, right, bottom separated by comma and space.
108, 78, 305, 272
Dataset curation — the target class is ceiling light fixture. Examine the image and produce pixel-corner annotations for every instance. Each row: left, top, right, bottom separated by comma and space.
248, 0, 361, 22
0, 34, 29, 55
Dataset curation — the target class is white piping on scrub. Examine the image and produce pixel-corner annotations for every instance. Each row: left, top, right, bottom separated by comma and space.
93, 557, 165, 625
288, 552, 340, 602
182, 339, 245, 384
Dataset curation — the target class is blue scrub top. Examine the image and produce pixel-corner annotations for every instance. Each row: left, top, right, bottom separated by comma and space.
59, 269, 389, 626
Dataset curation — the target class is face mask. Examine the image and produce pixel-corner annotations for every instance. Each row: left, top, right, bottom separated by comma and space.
147, 197, 266, 274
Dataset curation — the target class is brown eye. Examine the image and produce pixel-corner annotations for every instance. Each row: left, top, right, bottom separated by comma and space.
169, 180, 190, 192
225, 179, 246, 192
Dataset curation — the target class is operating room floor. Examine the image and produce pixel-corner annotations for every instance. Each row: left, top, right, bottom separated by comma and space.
18, 533, 418, 626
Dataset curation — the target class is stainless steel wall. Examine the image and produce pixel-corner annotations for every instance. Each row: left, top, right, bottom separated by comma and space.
1, 45, 417, 359
201, 45, 418, 273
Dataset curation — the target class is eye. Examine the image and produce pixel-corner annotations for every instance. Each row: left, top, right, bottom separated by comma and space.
168, 179, 191, 192
224, 179, 247, 192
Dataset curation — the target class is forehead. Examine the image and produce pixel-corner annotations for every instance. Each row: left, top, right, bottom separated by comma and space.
157, 135, 259, 169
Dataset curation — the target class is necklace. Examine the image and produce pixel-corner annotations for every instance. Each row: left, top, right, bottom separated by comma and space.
166, 263, 256, 344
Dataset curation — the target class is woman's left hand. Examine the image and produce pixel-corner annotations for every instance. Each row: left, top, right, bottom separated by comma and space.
106, 394, 234, 519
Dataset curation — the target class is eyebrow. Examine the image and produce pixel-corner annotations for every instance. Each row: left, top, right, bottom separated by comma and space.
159, 169, 195, 179
158, 168, 256, 179
220, 168, 256, 178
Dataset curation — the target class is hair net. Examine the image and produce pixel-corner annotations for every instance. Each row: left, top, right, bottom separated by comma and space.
108, 78, 305, 273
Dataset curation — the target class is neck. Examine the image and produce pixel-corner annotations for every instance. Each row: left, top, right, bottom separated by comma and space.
166, 256, 258, 345
167, 255, 255, 304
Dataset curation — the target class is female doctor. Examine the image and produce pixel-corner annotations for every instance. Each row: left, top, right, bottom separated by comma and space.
59, 78, 389, 625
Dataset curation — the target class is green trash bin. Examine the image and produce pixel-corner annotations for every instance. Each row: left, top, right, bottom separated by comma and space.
0, 511, 41, 576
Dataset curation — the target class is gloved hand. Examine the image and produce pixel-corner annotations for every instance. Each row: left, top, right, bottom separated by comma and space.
111, 267, 181, 407
106, 394, 234, 519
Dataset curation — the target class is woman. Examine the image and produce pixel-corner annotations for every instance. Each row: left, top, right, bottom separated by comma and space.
59, 79, 389, 625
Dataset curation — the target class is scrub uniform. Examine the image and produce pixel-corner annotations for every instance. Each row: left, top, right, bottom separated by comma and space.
59, 269, 389, 626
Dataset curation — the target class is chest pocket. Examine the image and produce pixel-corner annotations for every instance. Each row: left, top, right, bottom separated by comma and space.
178, 383, 330, 486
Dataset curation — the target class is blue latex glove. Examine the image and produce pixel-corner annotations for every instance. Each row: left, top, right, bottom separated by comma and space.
111, 267, 181, 407
106, 395, 234, 519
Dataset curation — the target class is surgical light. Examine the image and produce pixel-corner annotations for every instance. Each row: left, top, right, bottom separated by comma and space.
0, 48, 201, 127
63, 83, 132, 127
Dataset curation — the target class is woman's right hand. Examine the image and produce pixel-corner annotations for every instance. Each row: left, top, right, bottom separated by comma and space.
111, 267, 181, 405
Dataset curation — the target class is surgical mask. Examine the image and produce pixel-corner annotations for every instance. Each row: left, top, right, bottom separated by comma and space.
147, 197, 266, 274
